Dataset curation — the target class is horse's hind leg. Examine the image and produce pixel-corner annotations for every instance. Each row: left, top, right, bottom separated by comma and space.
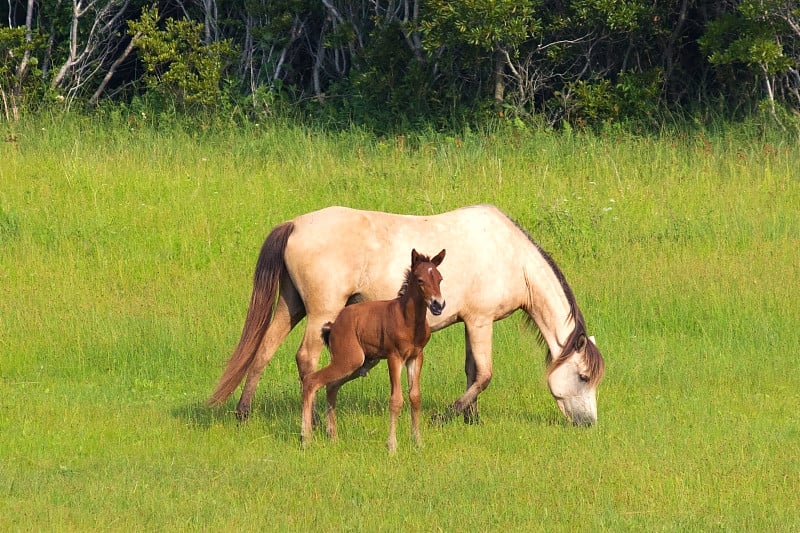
295, 310, 344, 380
237, 275, 304, 420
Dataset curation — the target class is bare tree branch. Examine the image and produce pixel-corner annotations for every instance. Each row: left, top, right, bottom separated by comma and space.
89, 31, 141, 105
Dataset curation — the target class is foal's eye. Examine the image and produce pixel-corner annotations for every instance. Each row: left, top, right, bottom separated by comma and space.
578, 373, 590, 383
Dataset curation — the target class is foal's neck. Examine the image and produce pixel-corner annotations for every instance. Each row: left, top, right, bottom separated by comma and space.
399, 286, 428, 326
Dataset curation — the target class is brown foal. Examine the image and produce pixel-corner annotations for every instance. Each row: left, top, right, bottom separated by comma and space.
300, 248, 446, 452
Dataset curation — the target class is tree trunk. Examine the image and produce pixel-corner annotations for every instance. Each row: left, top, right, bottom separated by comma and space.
494, 47, 505, 104
15, 0, 35, 83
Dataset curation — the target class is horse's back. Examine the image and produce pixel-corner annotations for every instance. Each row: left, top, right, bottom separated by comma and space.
283, 205, 533, 324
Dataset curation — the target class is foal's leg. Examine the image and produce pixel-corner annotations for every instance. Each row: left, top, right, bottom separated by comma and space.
406, 352, 423, 448
324, 375, 355, 441
301, 350, 364, 446
300, 375, 323, 448
322, 357, 377, 439
386, 355, 404, 453
295, 304, 348, 427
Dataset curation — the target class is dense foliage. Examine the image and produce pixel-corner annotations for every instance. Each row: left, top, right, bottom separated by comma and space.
2, 0, 799, 129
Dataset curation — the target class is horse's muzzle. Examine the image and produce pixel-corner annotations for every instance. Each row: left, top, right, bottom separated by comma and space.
429, 299, 445, 316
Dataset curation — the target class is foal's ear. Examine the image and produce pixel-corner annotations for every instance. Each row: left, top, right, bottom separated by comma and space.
411, 248, 420, 265
431, 248, 446, 266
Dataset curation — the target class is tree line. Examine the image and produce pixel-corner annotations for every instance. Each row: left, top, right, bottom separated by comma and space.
2, 0, 799, 129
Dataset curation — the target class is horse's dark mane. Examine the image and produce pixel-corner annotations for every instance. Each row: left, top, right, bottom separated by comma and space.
502, 211, 604, 386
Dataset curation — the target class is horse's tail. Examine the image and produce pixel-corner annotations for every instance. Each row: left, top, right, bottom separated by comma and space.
207, 221, 295, 406
320, 322, 333, 347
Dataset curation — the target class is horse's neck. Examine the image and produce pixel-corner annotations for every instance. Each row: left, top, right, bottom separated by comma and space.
522, 251, 576, 356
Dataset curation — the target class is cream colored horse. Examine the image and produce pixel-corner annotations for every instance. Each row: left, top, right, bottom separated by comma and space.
208, 205, 605, 426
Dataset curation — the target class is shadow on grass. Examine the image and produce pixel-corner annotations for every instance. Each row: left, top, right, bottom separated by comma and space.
171, 385, 302, 442
171, 375, 569, 445
169, 378, 526, 442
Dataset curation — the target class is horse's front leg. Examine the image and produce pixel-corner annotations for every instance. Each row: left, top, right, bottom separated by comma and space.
456, 320, 494, 423
406, 351, 423, 448
386, 355, 404, 453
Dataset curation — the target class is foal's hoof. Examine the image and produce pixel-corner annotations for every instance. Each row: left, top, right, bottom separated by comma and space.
430, 406, 457, 426
234, 408, 251, 422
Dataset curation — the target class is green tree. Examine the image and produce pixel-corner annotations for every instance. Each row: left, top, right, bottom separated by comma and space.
700, 0, 798, 114
128, 7, 236, 110
421, 0, 539, 104
0, 26, 43, 121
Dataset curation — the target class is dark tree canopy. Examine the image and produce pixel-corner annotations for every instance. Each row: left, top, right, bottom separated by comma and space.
1, 0, 799, 128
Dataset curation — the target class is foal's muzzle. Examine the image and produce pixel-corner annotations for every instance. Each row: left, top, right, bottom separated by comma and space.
429, 299, 445, 316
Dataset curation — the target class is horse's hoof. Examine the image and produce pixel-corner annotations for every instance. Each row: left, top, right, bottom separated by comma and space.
463, 413, 482, 425
430, 406, 457, 426
235, 408, 250, 422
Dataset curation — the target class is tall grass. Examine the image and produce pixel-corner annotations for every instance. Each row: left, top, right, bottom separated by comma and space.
1, 114, 799, 530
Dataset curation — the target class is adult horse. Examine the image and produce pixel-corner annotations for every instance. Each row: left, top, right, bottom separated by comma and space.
208, 205, 605, 426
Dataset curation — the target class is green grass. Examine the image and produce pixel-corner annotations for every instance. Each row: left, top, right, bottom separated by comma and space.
1, 115, 799, 530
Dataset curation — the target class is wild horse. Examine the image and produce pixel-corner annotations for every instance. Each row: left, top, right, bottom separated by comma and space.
301, 249, 445, 451
208, 205, 604, 426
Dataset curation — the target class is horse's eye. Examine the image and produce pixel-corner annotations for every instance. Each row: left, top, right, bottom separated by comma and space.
578, 373, 590, 383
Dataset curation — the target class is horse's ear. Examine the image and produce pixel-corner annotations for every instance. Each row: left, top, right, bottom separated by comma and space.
577, 334, 588, 351
431, 248, 446, 266
589, 335, 596, 346
411, 248, 420, 265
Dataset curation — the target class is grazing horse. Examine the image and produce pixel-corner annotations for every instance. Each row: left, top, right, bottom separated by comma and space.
301, 249, 446, 451
208, 205, 605, 426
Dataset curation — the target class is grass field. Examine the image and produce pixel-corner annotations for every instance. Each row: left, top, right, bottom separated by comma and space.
1, 115, 799, 530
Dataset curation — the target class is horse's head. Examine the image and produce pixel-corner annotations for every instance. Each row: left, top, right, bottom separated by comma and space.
411, 248, 446, 316
547, 334, 605, 426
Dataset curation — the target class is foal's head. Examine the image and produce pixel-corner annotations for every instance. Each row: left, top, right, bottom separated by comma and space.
407, 248, 446, 316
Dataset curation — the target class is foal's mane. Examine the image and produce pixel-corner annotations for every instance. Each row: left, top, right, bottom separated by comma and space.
396, 252, 434, 298
503, 211, 605, 386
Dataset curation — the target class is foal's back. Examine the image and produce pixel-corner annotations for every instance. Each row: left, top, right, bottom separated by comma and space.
324, 298, 423, 364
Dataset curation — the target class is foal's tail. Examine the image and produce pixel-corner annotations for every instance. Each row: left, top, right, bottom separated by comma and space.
207, 222, 295, 406
320, 322, 333, 347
